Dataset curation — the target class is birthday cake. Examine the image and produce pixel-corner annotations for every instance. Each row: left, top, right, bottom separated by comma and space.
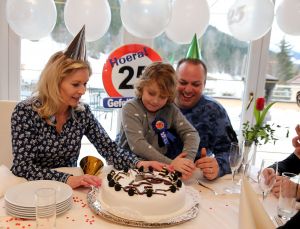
100, 167, 186, 220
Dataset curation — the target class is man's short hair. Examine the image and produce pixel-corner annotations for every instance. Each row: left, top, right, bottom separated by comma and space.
176, 58, 208, 77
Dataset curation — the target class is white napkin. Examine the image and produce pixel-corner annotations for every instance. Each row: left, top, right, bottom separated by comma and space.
239, 177, 275, 229
0, 165, 26, 198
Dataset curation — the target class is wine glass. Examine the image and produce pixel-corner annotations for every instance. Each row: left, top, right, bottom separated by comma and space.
258, 159, 278, 200
225, 142, 243, 193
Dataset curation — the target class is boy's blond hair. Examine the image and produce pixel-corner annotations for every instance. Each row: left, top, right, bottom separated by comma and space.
135, 62, 177, 103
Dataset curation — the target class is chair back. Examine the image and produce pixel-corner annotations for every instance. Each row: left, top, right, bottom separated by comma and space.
0, 100, 18, 168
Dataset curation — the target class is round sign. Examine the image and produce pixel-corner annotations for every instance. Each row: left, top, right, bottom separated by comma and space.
102, 44, 162, 97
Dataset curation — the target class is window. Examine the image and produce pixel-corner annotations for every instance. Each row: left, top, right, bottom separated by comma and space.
255, 19, 300, 165
20, 0, 122, 140
21, 0, 248, 136
19, 0, 298, 165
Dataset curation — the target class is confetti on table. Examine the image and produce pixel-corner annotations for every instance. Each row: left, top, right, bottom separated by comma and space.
67, 195, 98, 225
1, 217, 33, 229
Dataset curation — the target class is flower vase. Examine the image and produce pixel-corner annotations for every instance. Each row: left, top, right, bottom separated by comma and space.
241, 140, 256, 178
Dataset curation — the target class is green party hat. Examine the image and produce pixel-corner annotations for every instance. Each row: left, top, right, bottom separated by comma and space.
169, 53, 175, 65
186, 33, 201, 59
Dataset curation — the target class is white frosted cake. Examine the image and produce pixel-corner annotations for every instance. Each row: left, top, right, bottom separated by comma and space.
100, 167, 186, 220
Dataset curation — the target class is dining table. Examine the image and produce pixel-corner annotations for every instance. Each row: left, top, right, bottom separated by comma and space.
0, 167, 280, 229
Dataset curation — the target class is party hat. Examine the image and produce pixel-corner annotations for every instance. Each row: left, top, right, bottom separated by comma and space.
169, 53, 175, 65
80, 156, 104, 176
64, 25, 86, 61
186, 33, 202, 59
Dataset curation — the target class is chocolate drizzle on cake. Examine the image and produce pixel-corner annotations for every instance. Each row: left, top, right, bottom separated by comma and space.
107, 168, 183, 197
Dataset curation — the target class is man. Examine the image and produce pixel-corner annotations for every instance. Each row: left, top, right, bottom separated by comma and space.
174, 58, 237, 180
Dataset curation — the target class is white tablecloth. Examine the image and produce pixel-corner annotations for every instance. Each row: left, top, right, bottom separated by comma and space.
0, 169, 278, 229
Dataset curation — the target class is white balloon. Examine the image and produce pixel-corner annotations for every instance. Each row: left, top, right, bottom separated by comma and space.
6, 0, 57, 40
165, 0, 210, 44
64, 0, 111, 42
227, 0, 274, 42
276, 0, 300, 36
120, 0, 172, 39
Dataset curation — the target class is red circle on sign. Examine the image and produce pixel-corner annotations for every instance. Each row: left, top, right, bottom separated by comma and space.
102, 44, 162, 97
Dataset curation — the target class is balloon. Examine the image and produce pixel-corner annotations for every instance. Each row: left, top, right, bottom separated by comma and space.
6, 0, 57, 40
64, 0, 111, 42
276, 0, 300, 36
165, 0, 210, 44
227, 0, 274, 42
120, 0, 172, 39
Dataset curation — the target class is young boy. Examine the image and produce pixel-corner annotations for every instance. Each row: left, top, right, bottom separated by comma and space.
117, 62, 200, 179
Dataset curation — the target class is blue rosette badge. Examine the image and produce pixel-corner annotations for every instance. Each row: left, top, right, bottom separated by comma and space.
152, 118, 176, 146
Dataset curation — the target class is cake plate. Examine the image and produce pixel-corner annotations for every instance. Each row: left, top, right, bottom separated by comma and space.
87, 186, 200, 228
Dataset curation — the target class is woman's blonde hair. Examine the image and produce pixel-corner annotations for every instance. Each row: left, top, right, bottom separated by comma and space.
135, 62, 177, 103
33, 51, 92, 118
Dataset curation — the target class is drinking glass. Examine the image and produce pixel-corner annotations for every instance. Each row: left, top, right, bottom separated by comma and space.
277, 172, 299, 220
241, 140, 255, 177
258, 159, 278, 200
225, 142, 243, 193
35, 188, 56, 229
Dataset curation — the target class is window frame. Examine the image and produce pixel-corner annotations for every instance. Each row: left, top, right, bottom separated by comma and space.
0, 0, 20, 100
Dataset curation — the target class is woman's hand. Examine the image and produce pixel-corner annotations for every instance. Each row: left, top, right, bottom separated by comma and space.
261, 167, 277, 186
295, 124, 300, 136
136, 161, 174, 172
271, 175, 283, 198
66, 174, 101, 189
262, 168, 281, 197
262, 167, 275, 180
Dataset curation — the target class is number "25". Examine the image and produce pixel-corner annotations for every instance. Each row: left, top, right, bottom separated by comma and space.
119, 65, 146, 89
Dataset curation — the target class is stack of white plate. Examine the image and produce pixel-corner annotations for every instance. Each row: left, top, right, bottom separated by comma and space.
5, 180, 73, 219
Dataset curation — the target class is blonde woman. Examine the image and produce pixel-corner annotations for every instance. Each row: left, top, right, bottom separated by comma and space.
11, 27, 166, 189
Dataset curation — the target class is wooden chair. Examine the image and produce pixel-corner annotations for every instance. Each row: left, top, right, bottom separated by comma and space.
0, 100, 18, 168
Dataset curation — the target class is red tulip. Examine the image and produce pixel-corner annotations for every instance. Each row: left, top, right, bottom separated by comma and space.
243, 96, 278, 145
255, 97, 265, 111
